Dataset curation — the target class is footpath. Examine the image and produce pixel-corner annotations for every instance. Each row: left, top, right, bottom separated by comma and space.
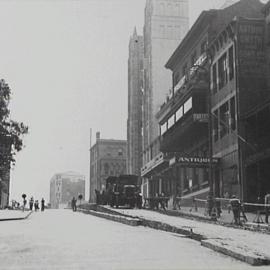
0, 209, 32, 221
78, 204, 270, 266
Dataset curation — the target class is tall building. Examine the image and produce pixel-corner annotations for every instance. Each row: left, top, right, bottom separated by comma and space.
127, 28, 144, 176
89, 132, 127, 203
50, 171, 85, 209
142, 0, 189, 197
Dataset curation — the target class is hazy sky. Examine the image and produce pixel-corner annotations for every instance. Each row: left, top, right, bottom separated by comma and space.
0, 0, 261, 202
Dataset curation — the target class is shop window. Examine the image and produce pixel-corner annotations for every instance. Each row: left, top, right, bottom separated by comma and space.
212, 63, 217, 93
220, 102, 229, 138
218, 52, 228, 89
228, 46, 234, 81
230, 97, 236, 131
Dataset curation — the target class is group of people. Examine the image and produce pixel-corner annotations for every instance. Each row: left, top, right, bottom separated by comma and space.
29, 197, 45, 212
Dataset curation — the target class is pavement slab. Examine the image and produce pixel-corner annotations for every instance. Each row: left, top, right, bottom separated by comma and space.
108, 208, 270, 265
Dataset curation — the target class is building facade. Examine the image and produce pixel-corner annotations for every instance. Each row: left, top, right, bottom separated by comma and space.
50, 171, 85, 209
89, 132, 127, 203
127, 28, 144, 176
141, 0, 265, 203
208, 4, 268, 202
142, 0, 189, 197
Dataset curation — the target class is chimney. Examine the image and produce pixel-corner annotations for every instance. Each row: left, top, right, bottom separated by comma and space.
96, 132, 100, 140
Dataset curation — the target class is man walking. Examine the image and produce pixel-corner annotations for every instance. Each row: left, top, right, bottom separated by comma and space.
265, 192, 270, 224
41, 198, 45, 212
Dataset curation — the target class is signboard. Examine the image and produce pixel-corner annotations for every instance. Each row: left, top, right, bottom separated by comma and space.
193, 114, 208, 122
176, 156, 219, 165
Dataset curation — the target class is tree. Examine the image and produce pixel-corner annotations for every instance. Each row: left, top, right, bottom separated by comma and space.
0, 79, 28, 168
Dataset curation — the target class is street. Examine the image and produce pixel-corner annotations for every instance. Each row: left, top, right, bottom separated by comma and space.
0, 210, 264, 270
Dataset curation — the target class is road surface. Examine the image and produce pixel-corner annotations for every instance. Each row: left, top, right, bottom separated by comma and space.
0, 209, 260, 270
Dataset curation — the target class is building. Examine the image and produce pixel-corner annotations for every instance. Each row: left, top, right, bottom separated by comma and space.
141, 0, 265, 203
50, 171, 85, 208
127, 28, 144, 176
142, 0, 189, 197
207, 2, 269, 202
89, 132, 127, 203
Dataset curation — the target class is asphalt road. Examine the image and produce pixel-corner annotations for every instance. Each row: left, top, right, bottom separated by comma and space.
0, 209, 254, 270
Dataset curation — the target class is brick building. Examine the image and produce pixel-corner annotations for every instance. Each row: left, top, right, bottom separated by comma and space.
89, 132, 126, 203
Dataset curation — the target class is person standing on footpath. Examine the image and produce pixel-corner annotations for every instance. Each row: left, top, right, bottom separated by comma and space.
29, 197, 34, 211
265, 192, 270, 224
71, 197, 77, 212
230, 195, 240, 225
41, 198, 45, 212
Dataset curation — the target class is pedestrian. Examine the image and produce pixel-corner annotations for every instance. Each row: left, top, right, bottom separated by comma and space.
265, 191, 270, 224
41, 198, 45, 212
23, 199, 27, 211
29, 197, 34, 211
230, 195, 240, 225
34, 200, 39, 211
71, 197, 77, 212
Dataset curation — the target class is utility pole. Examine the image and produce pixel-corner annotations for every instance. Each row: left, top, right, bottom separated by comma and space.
89, 128, 92, 202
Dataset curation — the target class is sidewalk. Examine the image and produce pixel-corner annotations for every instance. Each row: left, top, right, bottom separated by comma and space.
0, 209, 32, 221
109, 207, 270, 265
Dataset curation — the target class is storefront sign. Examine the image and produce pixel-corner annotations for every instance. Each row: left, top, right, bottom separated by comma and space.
176, 156, 219, 165
193, 113, 208, 122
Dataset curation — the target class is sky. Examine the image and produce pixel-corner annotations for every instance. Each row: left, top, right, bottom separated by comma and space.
0, 0, 264, 203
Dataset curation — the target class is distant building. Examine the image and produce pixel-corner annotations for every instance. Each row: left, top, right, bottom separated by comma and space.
89, 132, 127, 203
127, 28, 144, 176
50, 171, 85, 209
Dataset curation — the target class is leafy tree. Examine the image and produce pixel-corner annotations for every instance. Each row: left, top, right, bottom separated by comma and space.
0, 79, 28, 168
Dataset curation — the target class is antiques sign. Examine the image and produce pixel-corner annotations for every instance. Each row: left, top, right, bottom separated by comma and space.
170, 156, 219, 166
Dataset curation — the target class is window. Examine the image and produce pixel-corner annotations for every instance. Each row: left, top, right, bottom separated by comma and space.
213, 110, 219, 142
173, 71, 180, 86
168, 114, 175, 129
161, 122, 167, 135
118, 149, 123, 156
183, 97, 192, 114
218, 52, 228, 89
212, 63, 217, 93
176, 106, 183, 121
200, 40, 207, 54
191, 51, 197, 66
104, 163, 109, 175
228, 46, 234, 81
220, 102, 229, 138
182, 63, 188, 77
230, 97, 236, 131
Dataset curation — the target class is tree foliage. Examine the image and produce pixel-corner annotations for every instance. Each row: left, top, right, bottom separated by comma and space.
0, 79, 28, 168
